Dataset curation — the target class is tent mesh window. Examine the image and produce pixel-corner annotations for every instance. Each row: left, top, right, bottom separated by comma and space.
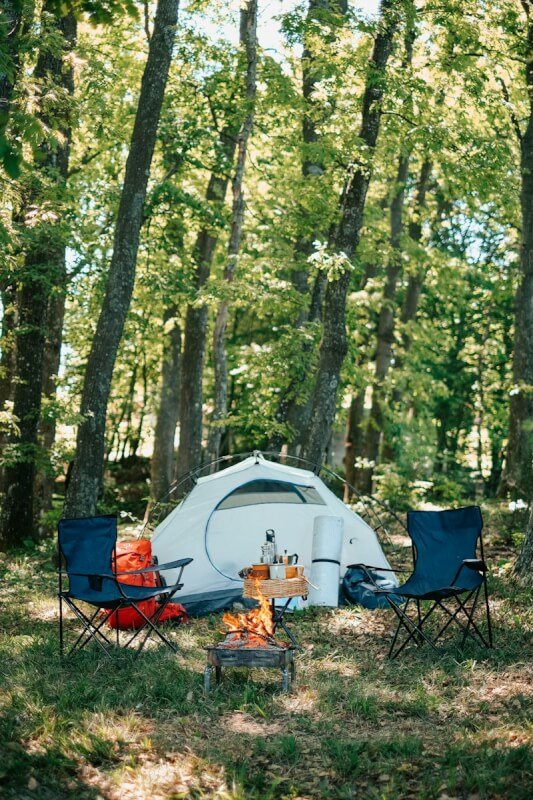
217, 480, 326, 510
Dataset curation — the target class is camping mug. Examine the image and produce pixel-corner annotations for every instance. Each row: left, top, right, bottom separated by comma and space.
285, 565, 297, 578
248, 564, 270, 579
269, 564, 286, 579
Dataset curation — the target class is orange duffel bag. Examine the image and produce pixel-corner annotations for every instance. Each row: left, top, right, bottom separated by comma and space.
106, 540, 187, 630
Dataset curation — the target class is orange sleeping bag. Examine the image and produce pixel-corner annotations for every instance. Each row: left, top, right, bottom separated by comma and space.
106, 540, 187, 630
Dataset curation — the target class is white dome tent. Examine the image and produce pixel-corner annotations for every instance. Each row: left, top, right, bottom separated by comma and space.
151, 451, 397, 615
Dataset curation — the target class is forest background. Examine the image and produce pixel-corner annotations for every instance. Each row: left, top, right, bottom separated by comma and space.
0, 0, 532, 578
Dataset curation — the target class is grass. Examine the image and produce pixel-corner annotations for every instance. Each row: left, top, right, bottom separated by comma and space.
0, 522, 532, 800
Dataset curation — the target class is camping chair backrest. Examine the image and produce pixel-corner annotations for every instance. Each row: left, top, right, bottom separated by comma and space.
58, 515, 119, 602
406, 506, 483, 592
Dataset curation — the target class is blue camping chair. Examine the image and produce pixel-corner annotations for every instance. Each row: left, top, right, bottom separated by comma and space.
347, 506, 493, 658
58, 515, 192, 658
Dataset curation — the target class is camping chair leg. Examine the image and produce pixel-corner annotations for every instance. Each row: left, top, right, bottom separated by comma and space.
483, 578, 493, 647
72, 606, 117, 654
388, 599, 409, 658
431, 590, 477, 645
122, 585, 183, 656
59, 595, 64, 659
129, 602, 178, 657
460, 588, 481, 649
435, 595, 490, 649
416, 599, 424, 645
64, 600, 114, 657
387, 599, 441, 659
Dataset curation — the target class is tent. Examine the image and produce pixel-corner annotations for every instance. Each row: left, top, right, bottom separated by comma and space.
151, 453, 395, 614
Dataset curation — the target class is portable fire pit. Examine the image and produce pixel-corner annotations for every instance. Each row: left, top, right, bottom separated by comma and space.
204, 584, 298, 692
204, 634, 296, 693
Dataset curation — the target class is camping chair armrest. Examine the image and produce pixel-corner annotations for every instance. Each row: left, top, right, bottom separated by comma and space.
346, 564, 408, 574
346, 564, 406, 590
118, 557, 193, 576
451, 558, 489, 586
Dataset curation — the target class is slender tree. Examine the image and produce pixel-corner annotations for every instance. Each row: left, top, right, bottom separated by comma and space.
150, 306, 181, 500
500, 0, 533, 498
207, 0, 258, 463
64, 0, 180, 518
515, 503, 533, 584
300, 0, 401, 465
269, 0, 347, 453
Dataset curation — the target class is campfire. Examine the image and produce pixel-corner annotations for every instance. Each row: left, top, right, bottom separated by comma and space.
204, 580, 296, 692
220, 580, 283, 648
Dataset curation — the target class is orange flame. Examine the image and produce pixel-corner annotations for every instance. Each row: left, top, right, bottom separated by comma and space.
222, 579, 274, 646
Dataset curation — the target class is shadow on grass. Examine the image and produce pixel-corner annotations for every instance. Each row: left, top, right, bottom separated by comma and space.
0, 559, 531, 800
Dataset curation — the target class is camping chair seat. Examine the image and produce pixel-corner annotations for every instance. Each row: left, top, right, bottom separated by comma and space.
58, 514, 192, 658
349, 506, 492, 658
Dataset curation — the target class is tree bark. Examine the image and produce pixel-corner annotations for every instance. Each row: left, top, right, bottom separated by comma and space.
34, 285, 67, 526
207, 0, 258, 464
175, 129, 237, 478
150, 306, 181, 500
0, 7, 76, 547
0, 0, 25, 168
269, 0, 347, 452
0, 282, 17, 410
515, 503, 533, 584
63, 0, 180, 519
356, 153, 409, 493
300, 0, 400, 466
501, 6, 533, 498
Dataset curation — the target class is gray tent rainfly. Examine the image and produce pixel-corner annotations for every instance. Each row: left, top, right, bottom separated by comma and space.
151, 453, 396, 615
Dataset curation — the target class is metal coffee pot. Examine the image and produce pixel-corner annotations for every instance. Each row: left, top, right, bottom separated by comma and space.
280, 550, 298, 565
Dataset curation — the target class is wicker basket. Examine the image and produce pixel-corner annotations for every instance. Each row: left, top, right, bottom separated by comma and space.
243, 576, 308, 599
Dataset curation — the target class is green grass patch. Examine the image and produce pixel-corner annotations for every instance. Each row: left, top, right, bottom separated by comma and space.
0, 530, 531, 800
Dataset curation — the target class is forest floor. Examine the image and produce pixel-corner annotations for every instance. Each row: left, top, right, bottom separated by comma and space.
0, 513, 531, 800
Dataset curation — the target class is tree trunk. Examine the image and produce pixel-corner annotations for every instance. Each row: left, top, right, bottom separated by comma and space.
0, 0, 25, 169
34, 284, 67, 527
207, 0, 258, 464
0, 8, 76, 547
501, 8, 533, 498
269, 0, 347, 451
356, 153, 410, 493
150, 306, 181, 501
515, 503, 533, 585
300, 0, 400, 466
343, 390, 365, 498
175, 138, 239, 477
341, 261, 380, 498
63, 0, 180, 519
0, 282, 17, 410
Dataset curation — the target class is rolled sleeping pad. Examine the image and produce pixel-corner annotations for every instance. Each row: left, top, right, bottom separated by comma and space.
308, 516, 344, 608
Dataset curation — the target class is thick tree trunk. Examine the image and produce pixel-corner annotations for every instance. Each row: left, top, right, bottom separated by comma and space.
501, 9, 533, 498
300, 0, 400, 465
0, 8, 76, 547
515, 503, 533, 584
63, 0, 179, 519
207, 0, 258, 464
150, 306, 181, 501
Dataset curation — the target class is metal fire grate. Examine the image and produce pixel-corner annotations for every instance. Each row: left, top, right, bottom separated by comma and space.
204, 637, 296, 693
